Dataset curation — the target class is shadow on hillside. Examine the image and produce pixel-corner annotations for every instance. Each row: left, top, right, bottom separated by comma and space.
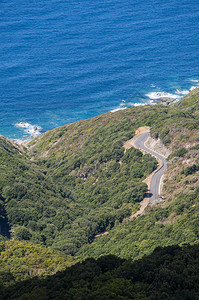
0, 210, 11, 239
1, 244, 199, 300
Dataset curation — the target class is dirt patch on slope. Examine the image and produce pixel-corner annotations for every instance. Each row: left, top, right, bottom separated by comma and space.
123, 126, 150, 152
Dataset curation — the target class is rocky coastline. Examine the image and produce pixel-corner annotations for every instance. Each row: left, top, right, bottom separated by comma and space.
152, 97, 178, 105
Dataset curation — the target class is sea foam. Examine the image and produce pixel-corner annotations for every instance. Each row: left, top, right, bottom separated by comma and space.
190, 86, 198, 91
15, 122, 42, 138
175, 89, 190, 96
146, 91, 179, 100
146, 83, 199, 103
133, 102, 148, 107
111, 100, 127, 112
111, 107, 127, 113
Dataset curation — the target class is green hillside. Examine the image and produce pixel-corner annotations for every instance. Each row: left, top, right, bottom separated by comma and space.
0, 240, 77, 288
2, 243, 199, 300
0, 89, 199, 296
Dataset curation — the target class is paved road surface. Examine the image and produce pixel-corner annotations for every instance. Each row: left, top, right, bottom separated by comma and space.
133, 131, 167, 203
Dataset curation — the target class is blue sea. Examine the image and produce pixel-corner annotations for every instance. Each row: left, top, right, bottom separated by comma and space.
1, 0, 199, 140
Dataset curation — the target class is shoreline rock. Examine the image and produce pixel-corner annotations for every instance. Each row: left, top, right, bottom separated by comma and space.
152, 97, 178, 106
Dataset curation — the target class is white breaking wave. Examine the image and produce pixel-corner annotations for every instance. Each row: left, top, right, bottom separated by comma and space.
110, 98, 150, 112
146, 84, 199, 102
133, 102, 147, 107
175, 89, 190, 96
146, 91, 179, 100
190, 86, 198, 91
111, 107, 127, 112
15, 122, 30, 128
112, 82, 199, 113
190, 79, 199, 83
15, 122, 42, 137
111, 100, 127, 112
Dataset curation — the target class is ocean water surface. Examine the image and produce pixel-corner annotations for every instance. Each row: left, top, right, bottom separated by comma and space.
0, 0, 199, 140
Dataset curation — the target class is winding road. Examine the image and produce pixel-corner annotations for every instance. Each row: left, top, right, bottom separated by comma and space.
133, 131, 167, 203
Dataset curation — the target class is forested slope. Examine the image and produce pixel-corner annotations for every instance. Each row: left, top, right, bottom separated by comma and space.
0, 88, 199, 261
0, 240, 77, 288
2, 243, 199, 300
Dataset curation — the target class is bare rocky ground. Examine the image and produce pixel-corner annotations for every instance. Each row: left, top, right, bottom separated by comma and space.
153, 97, 178, 105
145, 136, 171, 158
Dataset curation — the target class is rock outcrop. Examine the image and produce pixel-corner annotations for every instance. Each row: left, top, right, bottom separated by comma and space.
145, 136, 171, 158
